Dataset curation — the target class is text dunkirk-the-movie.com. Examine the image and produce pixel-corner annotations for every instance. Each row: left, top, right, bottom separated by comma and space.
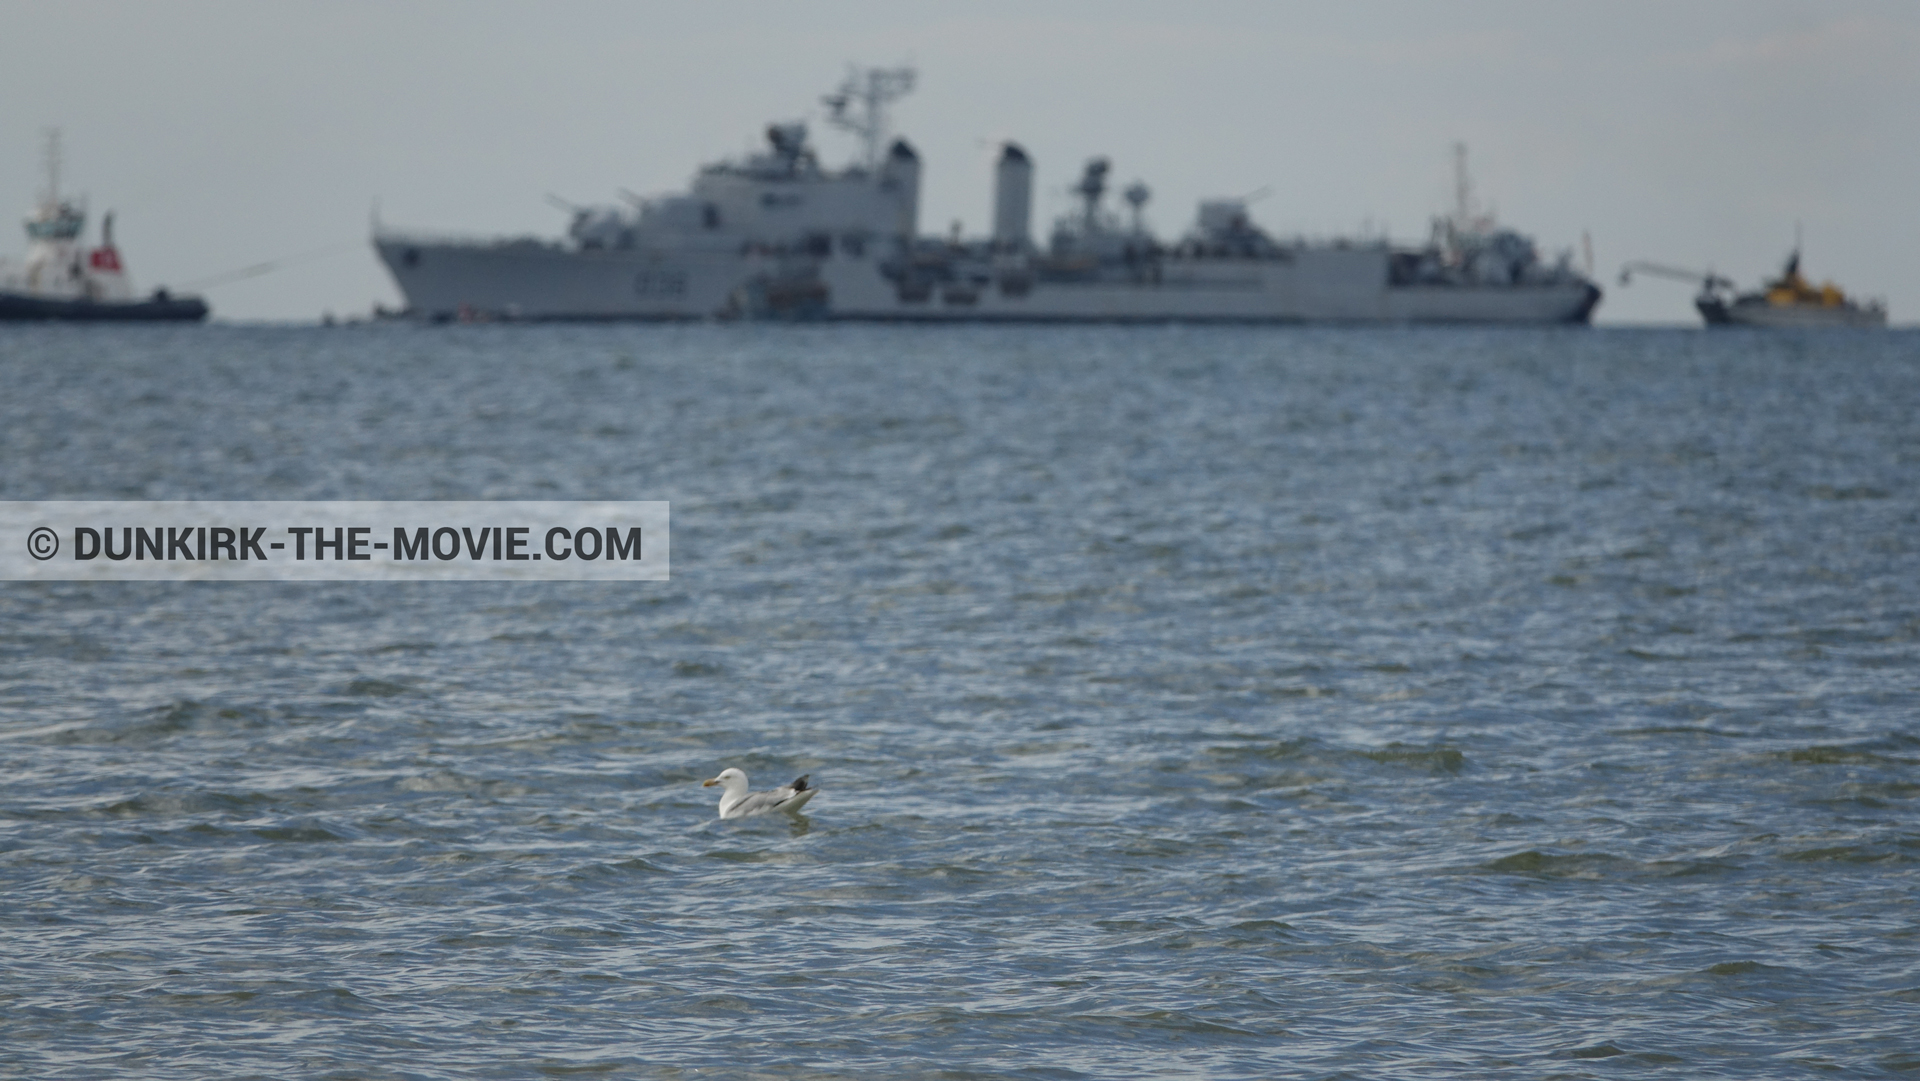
3, 501, 668, 581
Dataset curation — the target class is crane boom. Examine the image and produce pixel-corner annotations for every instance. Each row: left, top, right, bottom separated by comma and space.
1618, 260, 1732, 290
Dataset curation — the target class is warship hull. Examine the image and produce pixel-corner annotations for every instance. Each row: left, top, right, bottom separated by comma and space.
373, 237, 744, 320
376, 238, 1600, 325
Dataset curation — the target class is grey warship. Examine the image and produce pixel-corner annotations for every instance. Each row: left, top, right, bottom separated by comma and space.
374, 68, 1600, 324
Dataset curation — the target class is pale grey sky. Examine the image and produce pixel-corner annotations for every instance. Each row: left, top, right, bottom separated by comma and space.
4, 1, 1915, 323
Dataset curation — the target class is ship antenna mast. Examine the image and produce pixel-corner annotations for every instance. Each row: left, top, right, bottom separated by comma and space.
822, 66, 916, 171
1452, 141, 1473, 227
41, 127, 63, 207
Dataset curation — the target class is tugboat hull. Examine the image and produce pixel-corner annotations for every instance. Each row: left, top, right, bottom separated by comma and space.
1697, 296, 1886, 329
0, 291, 209, 322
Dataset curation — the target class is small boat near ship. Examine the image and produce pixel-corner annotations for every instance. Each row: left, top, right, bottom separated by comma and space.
0, 133, 208, 322
1619, 248, 1886, 328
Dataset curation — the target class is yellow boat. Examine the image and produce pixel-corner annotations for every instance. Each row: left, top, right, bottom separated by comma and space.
1621, 249, 1886, 328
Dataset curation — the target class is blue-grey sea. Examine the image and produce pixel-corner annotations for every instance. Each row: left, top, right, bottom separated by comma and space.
2, 323, 1917, 1079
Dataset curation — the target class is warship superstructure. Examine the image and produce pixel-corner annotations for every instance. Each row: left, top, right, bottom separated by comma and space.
0, 132, 208, 321
374, 69, 1600, 324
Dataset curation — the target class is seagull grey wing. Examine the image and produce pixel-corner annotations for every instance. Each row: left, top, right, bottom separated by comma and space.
731, 777, 819, 817
727, 789, 793, 817
715, 774, 819, 818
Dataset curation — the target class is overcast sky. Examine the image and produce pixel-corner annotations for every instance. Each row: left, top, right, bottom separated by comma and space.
3, 0, 1915, 324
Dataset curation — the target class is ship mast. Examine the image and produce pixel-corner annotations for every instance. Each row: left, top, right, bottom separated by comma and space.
821, 66, 916, 171
41, 127, 63, 210
1452, 142, 1474, 229
25, 127, 86, 243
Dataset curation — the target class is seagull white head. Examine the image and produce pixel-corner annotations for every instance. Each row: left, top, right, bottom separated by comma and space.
702, 767, 749, 795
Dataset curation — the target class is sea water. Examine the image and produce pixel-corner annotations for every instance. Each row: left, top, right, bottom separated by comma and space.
1, 323, 1916, 1078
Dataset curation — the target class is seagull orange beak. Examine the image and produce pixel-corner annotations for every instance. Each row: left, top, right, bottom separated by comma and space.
702, 777, 720, 787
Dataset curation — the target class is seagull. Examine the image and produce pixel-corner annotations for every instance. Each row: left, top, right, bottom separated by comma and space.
702, 767, 818, 819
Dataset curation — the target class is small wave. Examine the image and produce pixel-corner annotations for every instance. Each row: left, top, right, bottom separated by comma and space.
603, 856, 674, 876
61, 700, 277, 745
361, 641, 436, 655
1478, 850, 1630, 879
1610, 725, 1750, 739
249, 824, 344, 843
1782, 844, 1909, 865
1262, 685, 1337, 699
97, 789, 272, 818
1562, 1043, 1686, 1065
1203, 737, 1313, 763
397, 769, 500, 795
1805, 484, 1890, 501
1068, 1008, 1269, 1039
1780, 745, 1917, 767
1838, 781, 1920, 803
1475, 848, 1736, 881
1093, 916, 1199, 936
1359, 743, 1466, 773
532, 1061, 628, 1077
1704, 960, 1783, 977
701, 849, 808, 865
147, 990, 260, 1007
336, 678, 417, 698
1003, 739, 1091, 757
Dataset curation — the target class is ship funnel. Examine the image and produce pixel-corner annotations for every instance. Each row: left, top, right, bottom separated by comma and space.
993, 142, 1033, 250
881, 138, 921, 238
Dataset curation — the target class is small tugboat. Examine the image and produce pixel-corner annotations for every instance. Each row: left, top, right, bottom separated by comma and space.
0, 132, 208, 321
1619, 246, 1886, 328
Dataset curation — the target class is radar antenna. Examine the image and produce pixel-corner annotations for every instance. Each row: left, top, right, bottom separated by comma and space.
821, 66, 916, 171
1123, 181, 1150, 235
1074, 158, 1110, 232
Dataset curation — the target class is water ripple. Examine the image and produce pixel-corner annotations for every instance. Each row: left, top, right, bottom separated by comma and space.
2, 324, 1917, 1077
